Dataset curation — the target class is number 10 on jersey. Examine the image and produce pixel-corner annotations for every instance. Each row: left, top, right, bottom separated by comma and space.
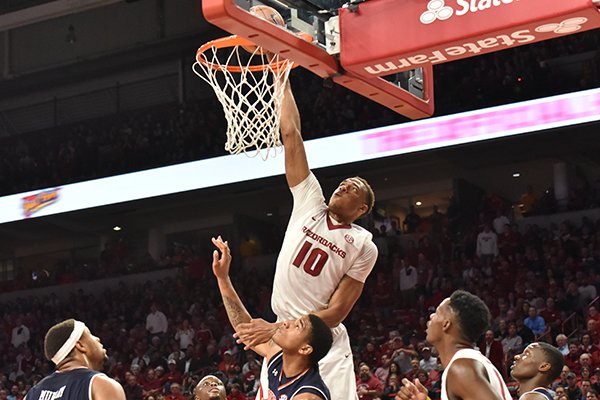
292, 241, 329, 277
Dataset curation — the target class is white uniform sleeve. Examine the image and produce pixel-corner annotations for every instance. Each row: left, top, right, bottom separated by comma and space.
289, 172, 326, 220
346, 240, 378, 283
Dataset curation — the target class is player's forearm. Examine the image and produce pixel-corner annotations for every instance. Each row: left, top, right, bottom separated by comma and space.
216, 277, 252, 329
312, 305, 350, 328
280, 80, 301, 142
314, 275, 364, 327
280, 81, 310, 187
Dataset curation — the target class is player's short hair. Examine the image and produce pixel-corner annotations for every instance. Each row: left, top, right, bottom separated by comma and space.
44, 319, 77, 361
448, 290, 491, 344
352, 176, 375, 215
307, 314, 333, 366
537, 342, 565, 383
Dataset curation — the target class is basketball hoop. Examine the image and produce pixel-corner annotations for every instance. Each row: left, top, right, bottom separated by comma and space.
193, 35, 299, 160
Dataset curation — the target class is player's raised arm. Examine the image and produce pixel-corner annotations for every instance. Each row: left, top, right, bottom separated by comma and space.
211, 236, 277, 358
280, 79, 310, 188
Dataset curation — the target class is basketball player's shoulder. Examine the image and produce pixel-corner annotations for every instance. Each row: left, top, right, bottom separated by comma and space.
446, 355, 486, 379
350, 223, 376, 245
350, 222, 371, 236
92, 373, 126, 399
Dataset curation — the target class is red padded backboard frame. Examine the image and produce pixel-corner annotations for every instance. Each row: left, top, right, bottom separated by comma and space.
339, 0, 600, 78
201, 0, 435, 119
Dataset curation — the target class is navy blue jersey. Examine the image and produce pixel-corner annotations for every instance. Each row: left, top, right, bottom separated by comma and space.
26, 368, 104, 400
519, 387, 553, 400
264, 351, 330, 400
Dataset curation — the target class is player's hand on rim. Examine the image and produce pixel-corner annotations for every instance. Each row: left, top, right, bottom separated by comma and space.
234, 318, 283, 350
396, 378, 429, 400
211, 235, 231, 279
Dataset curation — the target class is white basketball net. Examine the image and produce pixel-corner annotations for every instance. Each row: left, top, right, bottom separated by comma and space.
192, 37, 294, 160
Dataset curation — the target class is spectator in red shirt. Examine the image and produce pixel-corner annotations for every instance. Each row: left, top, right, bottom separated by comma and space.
226, 383, 247, 400
142, 368, 164, 399
565, 343, 582, 374
164, 359, 183, 386
195, 322, 214, 347
361, 342, 380, 368
589, 320, 600, 345
356, 363, 384, 400
581, 353, 595, 375
540, 297, 562, 335
218, 351, 237, 374
581, 334, 600, 359
165, 382, 186, 400
589, 306, 600, 325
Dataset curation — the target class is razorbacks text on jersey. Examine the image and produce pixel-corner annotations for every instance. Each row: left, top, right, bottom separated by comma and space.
259, 351, 330, 400
25, 368, 104, 400
271, 172, 378, 321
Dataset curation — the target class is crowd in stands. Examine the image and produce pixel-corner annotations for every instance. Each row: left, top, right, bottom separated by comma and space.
1, 25, 600, 400
0, 30, 598, 197
2, 183, 600, 399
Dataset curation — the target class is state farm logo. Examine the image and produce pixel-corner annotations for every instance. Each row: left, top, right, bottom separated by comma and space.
420, 0, 453, 24
535, 17, 588, 34
420, 0, 516, 24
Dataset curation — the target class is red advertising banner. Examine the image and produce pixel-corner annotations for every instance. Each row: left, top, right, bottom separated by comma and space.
340, 0, 600, 78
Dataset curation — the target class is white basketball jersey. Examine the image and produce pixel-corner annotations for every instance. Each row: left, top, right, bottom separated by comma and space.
441, 348, 511, 400
271, 172, 378, 321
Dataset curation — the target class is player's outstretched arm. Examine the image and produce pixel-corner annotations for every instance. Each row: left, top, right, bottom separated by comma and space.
280, 79, 310, 188
445, 358, 505, 400
211, 236, 276, 358
91, 375, 126, 400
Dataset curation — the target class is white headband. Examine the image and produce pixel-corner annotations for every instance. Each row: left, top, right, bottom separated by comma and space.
51, 320, 86, 365
199, 375, 222, 385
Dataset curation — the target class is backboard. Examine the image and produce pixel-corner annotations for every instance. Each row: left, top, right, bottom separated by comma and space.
201, 0, 600, 119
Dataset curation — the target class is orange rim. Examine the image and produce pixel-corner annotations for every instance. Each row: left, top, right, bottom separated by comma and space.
196, 33, 313, 73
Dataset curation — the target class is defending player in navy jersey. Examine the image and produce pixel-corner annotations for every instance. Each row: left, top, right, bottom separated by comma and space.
25, 319, 125, 400
235, 79, 378, 400
511, 342, 564, 400
211, 236, 332, 400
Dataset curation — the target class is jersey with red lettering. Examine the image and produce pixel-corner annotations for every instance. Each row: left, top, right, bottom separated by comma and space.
272, 172, 378, 321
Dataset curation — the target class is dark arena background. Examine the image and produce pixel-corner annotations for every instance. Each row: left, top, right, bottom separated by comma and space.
0, 0, 599, 399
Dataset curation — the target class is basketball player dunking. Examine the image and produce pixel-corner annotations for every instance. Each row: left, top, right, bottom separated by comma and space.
397, 290, 511, 400
25, 319, 125, 400
235, 79, 378, 400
